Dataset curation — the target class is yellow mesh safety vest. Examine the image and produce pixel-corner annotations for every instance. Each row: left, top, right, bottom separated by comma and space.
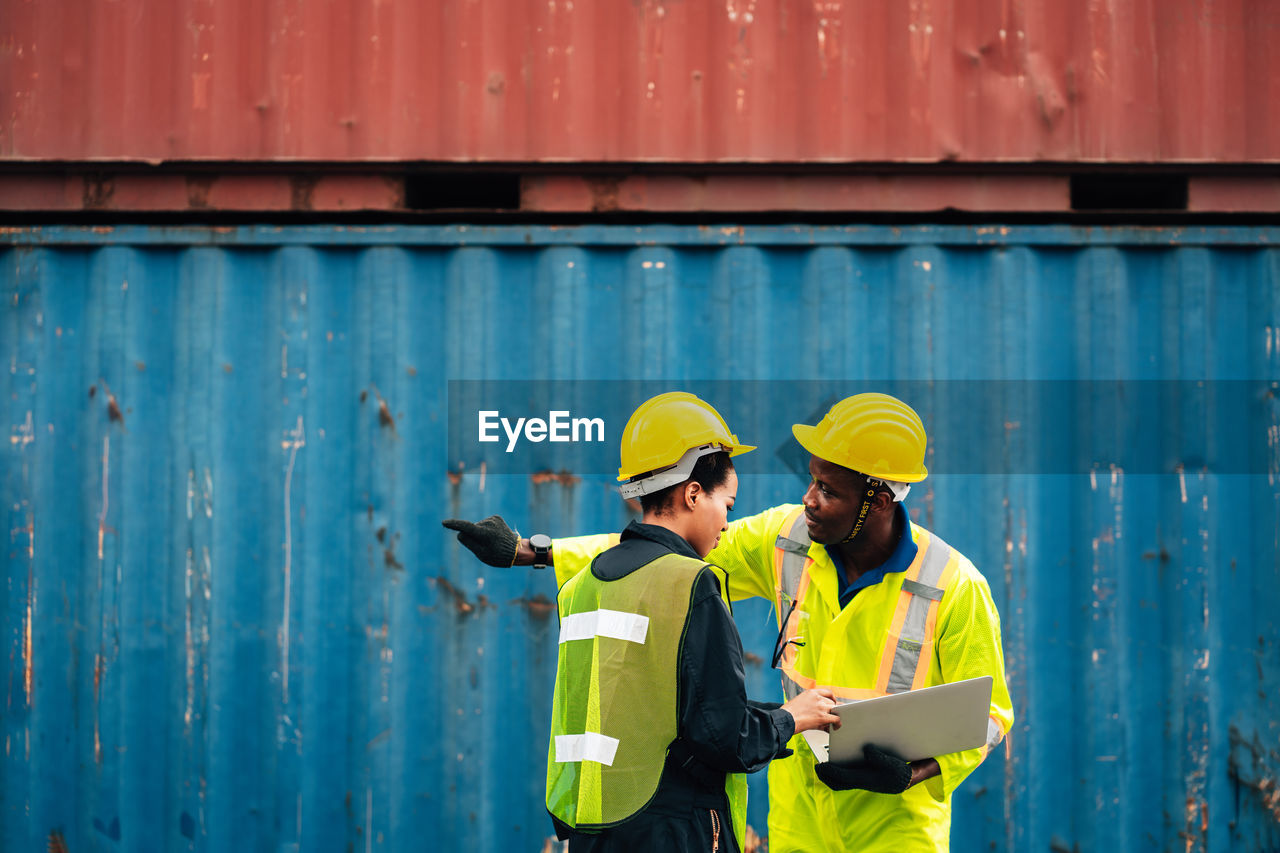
546, 551, 748, 845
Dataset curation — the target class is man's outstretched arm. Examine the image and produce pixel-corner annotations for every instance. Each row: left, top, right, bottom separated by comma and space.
442, 507, 793, 599
442, 515, 617, 586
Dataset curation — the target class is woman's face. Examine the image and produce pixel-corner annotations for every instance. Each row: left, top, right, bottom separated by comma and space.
686, 467, 738, 557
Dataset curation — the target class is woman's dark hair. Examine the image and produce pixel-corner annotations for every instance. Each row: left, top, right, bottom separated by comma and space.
639, 450, 735, 516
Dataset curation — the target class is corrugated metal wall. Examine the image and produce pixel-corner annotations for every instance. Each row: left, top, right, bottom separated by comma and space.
3, 225, 1279, 852
3, 0, 1278, 163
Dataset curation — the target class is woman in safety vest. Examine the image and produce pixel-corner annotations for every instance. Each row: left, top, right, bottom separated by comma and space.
444, 392, 840, 852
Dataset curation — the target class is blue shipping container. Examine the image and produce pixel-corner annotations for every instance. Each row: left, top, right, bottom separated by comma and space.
2, 225, 1279, 852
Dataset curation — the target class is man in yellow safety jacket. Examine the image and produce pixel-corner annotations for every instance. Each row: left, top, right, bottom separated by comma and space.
450, 392, 1014, 851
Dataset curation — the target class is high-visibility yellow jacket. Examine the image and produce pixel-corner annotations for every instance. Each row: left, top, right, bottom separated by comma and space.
554, 503, 1014, 852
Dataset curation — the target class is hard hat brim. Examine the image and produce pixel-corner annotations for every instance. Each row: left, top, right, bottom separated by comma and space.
790, 423, 823, 461
790, 423, 928, 482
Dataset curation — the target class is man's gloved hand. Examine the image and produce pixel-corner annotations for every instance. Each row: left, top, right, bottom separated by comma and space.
814, 744, 913, 794
442, 516, 520, 567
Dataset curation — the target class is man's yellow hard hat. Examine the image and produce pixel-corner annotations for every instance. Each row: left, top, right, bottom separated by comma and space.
618, 392, 755, 498
791, 393, 928, 483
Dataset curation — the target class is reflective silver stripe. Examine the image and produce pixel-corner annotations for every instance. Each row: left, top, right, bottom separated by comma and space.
559, 609, 650, 645
554, 732, 621, 766
775, 535, 810, 556
776, 513, 812, 700
986, 717, 1005, 751
900, 578, 944, 601
886, 639, 924, 693
884, 535, 954, 693
916, 535, 954, 588
777, 513, 811, 597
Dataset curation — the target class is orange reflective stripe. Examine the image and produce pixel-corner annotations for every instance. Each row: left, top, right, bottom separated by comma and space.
772, 542, 786, 614
774, 509, 815, 701
874, 590, 916, 694
780, 664, 883, 703
778, 571, 811, 662
874, 530, 967, 694
873, 531, 932, 692
776, 571, 813, 700
902, 530, 929, 583
772, 508, 806, 608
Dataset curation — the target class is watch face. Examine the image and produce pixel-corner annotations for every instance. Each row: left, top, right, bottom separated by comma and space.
530, 533, 552, 550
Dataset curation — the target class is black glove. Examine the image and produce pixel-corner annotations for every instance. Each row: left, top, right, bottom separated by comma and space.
814, 744, 912, 794
442, 516, 520, 567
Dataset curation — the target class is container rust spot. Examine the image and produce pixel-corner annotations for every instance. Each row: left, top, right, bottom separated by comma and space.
447, 470, 463, 486
22, 583, 33, 704
1228, 723, 1280, 826
532, 469, 581, 486
100, 381, 124, 424
435, 575, 475, 615
93, 653, 105, 695
368, 386, 396, 432
513, 593, 557, 619
47, 829, 68, 853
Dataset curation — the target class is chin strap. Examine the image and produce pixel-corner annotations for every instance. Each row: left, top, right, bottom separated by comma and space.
840, 481, 880, 543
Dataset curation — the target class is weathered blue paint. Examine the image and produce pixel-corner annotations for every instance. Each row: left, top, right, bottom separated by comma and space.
2, 226, 1278, 852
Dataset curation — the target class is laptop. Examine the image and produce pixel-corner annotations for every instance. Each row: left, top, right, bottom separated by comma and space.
803, 675, 994, 765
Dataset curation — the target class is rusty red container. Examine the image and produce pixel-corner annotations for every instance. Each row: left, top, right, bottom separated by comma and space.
3, 0, 1277, 164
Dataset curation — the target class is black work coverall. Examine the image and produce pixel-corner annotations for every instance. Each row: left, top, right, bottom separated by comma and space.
551, 521, 795, 852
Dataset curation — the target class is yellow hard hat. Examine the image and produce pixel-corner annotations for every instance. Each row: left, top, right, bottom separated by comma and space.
617, 392, 755, 498
791, 393, 928, 483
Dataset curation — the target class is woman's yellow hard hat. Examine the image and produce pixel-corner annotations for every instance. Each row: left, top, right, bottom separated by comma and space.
618, 392, 755, 498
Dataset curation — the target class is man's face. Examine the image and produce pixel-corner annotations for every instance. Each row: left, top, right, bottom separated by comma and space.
801, 455, 870, 544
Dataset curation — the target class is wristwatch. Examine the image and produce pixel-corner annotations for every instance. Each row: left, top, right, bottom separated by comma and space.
529, 533, 552, 570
